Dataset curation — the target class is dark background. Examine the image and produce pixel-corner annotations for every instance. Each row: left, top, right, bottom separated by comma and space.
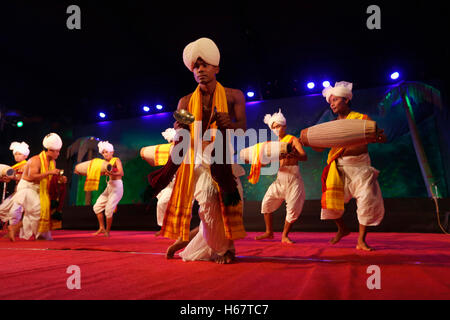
0, 1, 448, 129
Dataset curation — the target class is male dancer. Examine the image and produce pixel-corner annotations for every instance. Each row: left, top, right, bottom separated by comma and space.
155, 37, 247, 264
92, 141, 124, 237
254, 109, 307, 243
318, 81, 386, 251
8, 133, 65, 241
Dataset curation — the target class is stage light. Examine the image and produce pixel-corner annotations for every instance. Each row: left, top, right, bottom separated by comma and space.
390, 72, 400, 80
247, 91, 255, 98
307, 82, 315, 89
16, 121, 23, 128
142, 105, 150, 112
322, 81, 331, 88
156, 104, 163, 110
99, 112, 106, 119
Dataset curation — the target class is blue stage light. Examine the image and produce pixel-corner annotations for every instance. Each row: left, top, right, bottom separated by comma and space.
390, 72, 400, 80
307, 82, 315, 89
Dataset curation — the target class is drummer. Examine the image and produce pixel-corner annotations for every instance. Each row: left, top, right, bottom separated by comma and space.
316, 81, 386, 251
253, 109, 307, 244
92, 141, 124, 237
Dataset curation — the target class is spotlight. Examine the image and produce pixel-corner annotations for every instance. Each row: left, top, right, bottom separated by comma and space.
99, 112, 106, 119
247, 91, 255, 98
16, 121, 24, 128
307, 82, 315, 89
322, 81, 331, 88
142, 105, 150, 112
156, 104, 163, 110
390, 72, 400, 80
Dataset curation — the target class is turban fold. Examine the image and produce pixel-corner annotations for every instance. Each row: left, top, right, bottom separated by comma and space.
322, 81, 353, 103
10, 141, 30, 157
264, 108, 286, 128
98, 141, 114, 153
161, 128, 176, 143
183, 37, 220, 72
43, 133, 62, 150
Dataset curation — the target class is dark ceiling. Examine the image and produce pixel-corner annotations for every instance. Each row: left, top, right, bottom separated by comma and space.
0, 1, 448, 126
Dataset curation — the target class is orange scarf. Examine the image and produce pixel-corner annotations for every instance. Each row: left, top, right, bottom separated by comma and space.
321, 112, 368, 212
161, 82, 245, 241
247, 135, 295, 184
84, 157, 118, 191
11, 160, 27, 173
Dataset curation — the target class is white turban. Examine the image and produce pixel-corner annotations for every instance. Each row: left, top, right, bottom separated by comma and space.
43, 133, 63, 150
264, 108, 286, 128
322, 81, 353, 103
183, 37, 220, 72
10, 141, 30, 157
98, 141, 114, 153
161, 128, 176, 143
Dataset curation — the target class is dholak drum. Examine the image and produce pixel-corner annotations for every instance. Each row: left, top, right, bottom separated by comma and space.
74, 160, 113, 176
239, 141, 291, 164
300, 119, 377, 148
140, 144, 173, 167
0, 164, 15, 178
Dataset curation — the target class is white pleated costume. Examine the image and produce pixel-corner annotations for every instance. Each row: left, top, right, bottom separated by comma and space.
179, 163, 245, 262
320, 81, 384, 226
11, 133, 62, 240
260, 111, 305, 222
93, 141, 123, 218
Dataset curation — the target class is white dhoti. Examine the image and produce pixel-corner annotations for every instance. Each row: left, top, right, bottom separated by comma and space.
179, 164, 244, 262
320, 153, 384, 226
156, 178, 175, 227
261, 165, 305, 223
93, 180, 123, 218
0, 194, 21, 223
10, 179, 41, 240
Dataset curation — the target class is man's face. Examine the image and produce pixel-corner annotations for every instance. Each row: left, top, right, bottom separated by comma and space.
47, 149, 60, 160
329, 95, 350, 114
193, 58, 219, 85
13, 152, 27, 162
271, 122, 286, 137
102, 150, 114, 161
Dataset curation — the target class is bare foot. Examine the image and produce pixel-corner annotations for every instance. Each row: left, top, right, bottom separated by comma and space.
154, 230, 161, 237
104, 232, 110, 237
281, 235, 294, 244
165, 239, 189, 259
255, 232, 274, 241
92, 228, 106, 236
215, 250, 236, 264
330, 229, 351, 244
356, 240, 374, 251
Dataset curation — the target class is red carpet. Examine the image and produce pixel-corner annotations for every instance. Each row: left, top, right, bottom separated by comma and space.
0, 230, 449, 300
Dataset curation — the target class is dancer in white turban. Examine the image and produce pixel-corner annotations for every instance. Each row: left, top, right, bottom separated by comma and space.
7, 133, 66, 241
0, 142, 30, 234
254, 109, 308, 243
92, 141, 124, 237
317, 81, 386, 251
154, 37, 247, 264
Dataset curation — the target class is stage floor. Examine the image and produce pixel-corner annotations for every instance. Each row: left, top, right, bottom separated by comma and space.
0, 230, 449, 300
